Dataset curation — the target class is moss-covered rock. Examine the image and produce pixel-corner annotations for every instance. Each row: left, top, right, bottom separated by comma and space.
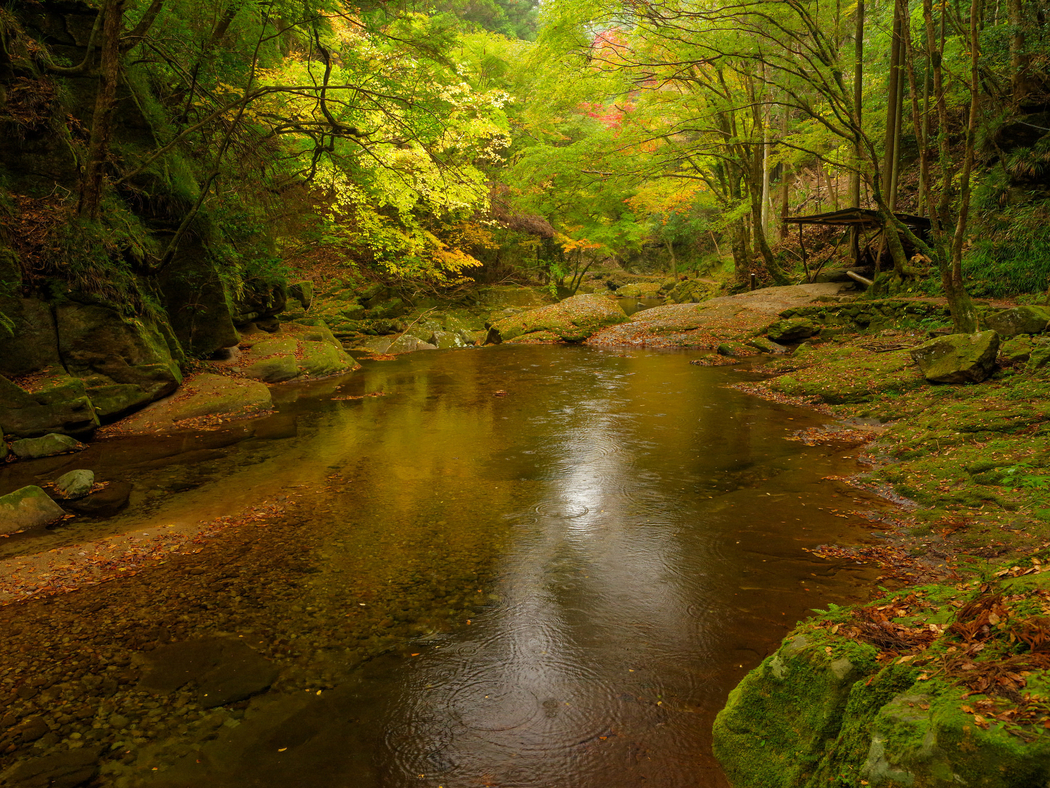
9, 432, 86, 459
238, 322, 359, 381
911, 331, 1000, 384
55, 301, 183, 419
232, 280, 288, 324
158, 240, 240, 357
770, 345, 924, 404
714, 632, 881, 788
999, 335, 1038, 366
0, 297, 62, 378
717, 341, 756, 358
748, 336, 790, 354
488, 294, 629, 344
0, 372, 99, 438
985, 305, 1050, 338
616, 282, 662, 299
767, 317, 820, 343
0, 485, 66, 534
664, 279, 713, 304
118, 373, 272, 433
288, 281, 313, 310
54, 469, 94, 499
716, 578, 1050, 788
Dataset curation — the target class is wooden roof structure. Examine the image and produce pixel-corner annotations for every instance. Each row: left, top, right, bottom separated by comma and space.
784, 207, 931, 230
784, 208, 931, 283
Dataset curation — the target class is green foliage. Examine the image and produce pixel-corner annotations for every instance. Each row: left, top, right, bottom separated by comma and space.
964, 200, 1050, 297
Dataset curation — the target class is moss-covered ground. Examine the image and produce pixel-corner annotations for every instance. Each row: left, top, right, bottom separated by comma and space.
711, 308, 1050, 786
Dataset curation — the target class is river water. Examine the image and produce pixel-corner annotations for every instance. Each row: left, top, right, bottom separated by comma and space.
0, 346, 884, 787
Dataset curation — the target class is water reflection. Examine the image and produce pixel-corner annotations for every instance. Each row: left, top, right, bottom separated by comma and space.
0, 347, 882, 788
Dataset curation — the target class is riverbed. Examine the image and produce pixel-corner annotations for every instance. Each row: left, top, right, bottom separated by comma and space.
0, 345, 887, 787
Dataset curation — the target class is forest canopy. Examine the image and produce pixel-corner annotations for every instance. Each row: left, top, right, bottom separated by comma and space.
0, 0, 1048, 334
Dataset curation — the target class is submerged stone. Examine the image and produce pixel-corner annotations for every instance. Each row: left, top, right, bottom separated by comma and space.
9, 433, 86, 460
139, 637, 279, 708
54, 469, 95, 499
63, 481, 131, 517
0, 746, 100, 788
0, 485, 66, 534
911, 331, 1000, 383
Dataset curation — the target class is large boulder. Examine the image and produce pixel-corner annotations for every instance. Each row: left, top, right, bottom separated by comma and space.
911, 331, 1000, 384
0, 297, 63, 378
487, 294, 629, 343
985, 305, 1050, 338
232, 279, 289, 324
55, 301, 183, 420
0, 427, 6, 461
158, 239, 240, 357
118, 373, 272, 433
0, 373, 99, 439
9, 433, 86, 459
0, 485, 66, 534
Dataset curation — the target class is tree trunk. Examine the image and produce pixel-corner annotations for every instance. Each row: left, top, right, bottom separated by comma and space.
78, 0, 125, 220
946, 0, 983, 333
851, 0, 864, 264
1008, 0, 1030, 105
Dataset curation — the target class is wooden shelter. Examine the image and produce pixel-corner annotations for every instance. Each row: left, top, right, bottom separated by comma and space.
784, 208, 931, 283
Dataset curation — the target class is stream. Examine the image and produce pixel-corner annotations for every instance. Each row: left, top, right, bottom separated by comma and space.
0, 345, 886, 787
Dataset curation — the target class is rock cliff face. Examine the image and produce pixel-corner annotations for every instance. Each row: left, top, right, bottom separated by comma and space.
0, 2, 340, 439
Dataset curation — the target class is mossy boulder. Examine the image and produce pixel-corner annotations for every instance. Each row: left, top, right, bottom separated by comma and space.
9, 433, 86, 459
0, 427, 6, 461
0, 485, 66, 534
911, 331, 1000, 384
55, 302, 183, 419
767, 317, 820, 343
241, 336, 300, 383
717, 341, 756, 358
748, 336, 790, 354
714, 633, 880, 788
985, 305, 1050, 338
616, 282, 662, 299
0, 373, 99, 439
367, 298, 408, 320
999, 335, 1038, 366
429, 330, 466, 349
487, 294, 629, 344
238, 322, 358, 381
387, 334, 437, 353
117, 373, 272, 433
